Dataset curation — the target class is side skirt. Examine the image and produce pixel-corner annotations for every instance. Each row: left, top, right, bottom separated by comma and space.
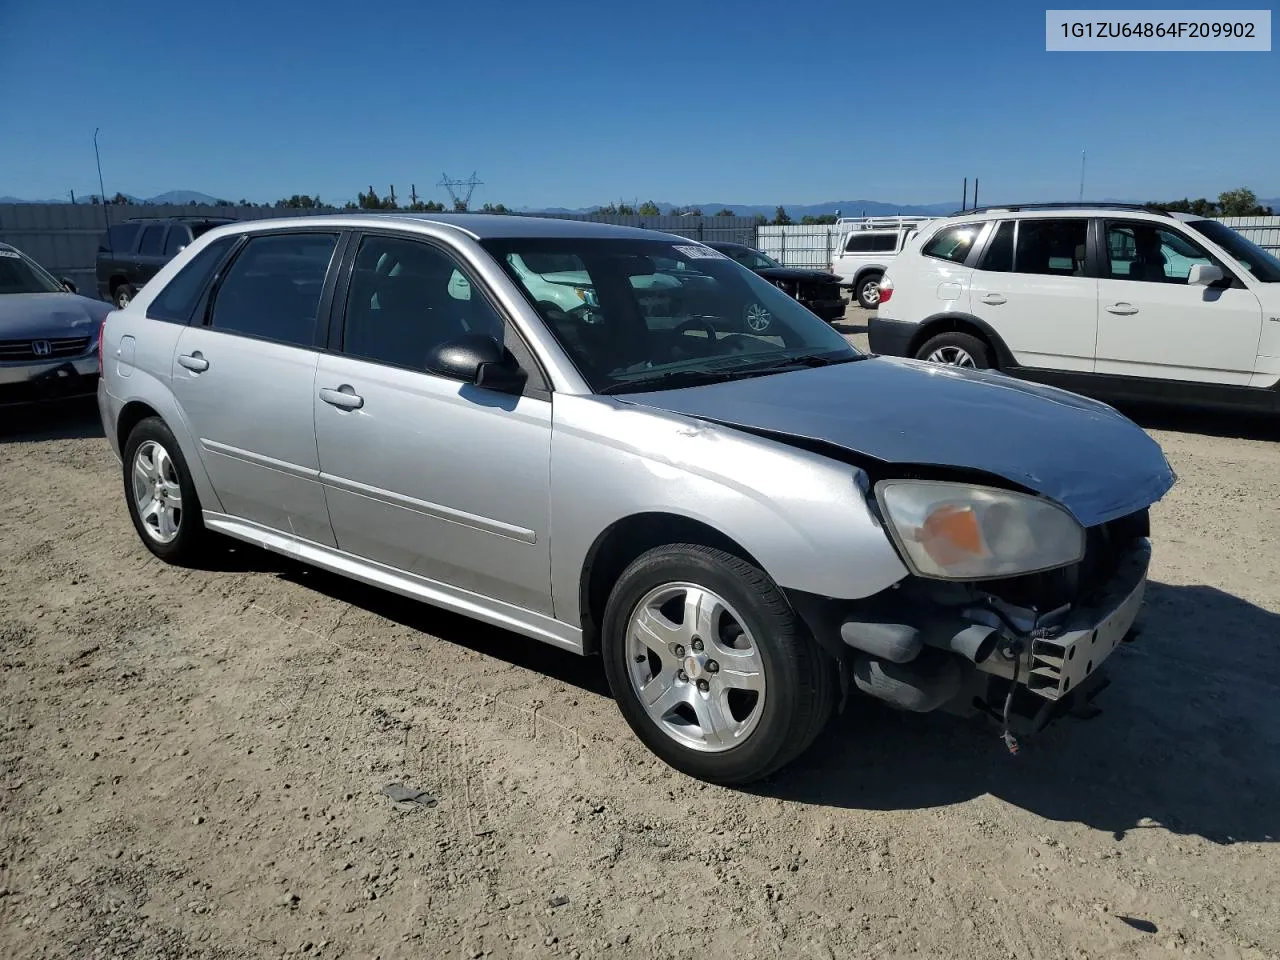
202, 511, 585, 655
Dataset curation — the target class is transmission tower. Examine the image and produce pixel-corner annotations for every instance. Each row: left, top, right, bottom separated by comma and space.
437, 171, 483, 210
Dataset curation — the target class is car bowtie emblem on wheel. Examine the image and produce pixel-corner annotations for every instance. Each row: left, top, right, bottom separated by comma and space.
31, 340, 52, 357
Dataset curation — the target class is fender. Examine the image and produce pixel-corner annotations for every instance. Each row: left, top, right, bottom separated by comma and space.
911, 311, 1019, 369
547, 395, 910, 628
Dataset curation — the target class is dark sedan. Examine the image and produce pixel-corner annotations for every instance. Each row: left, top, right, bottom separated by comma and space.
705, 241, 847, 323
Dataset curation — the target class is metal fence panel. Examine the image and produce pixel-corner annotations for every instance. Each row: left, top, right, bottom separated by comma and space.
0, 204, 760, 295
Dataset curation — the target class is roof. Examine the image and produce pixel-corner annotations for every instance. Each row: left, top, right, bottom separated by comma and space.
942, 202, 1175, 221
223, 213, 685, 242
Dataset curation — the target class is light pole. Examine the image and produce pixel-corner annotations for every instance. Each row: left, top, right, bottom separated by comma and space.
94, 128, 112, 250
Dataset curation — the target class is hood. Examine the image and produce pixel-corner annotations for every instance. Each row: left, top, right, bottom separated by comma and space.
622, 356, 1176, 528
0, 293, 112, 341
754, 267, 840, 284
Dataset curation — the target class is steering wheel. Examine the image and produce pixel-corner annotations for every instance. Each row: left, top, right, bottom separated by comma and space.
672, 316, 719, 353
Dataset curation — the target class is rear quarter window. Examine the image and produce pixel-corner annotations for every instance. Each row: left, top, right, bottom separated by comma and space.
146, 236, 239, 324
843, 232, 899, 254
921, 223, 984, 264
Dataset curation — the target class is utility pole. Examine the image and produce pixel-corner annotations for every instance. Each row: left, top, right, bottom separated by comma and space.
1078, 150, 1086, 203
410, 184, 419, 206
962, 177, 968, 211
973, 178, 979, 208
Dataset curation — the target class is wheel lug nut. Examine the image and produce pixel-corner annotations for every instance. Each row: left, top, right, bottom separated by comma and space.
677, 670, 688, 682
697, 679, 709, 692
691, 639, 703, 652
673, 645, 685, 658
706, 660, 719, 673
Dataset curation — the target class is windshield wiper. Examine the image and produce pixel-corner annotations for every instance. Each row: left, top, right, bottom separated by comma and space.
598, 368, 751, 395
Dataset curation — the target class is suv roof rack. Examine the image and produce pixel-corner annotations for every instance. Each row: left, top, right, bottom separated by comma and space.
948, 202, 1168, 217
834, 215, 936, 230
120, 215, 238, 223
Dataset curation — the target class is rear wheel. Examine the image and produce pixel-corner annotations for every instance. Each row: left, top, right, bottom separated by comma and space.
914, 331, 992, 370
855, 273, 882, 309
601, 543, 835, 785
122, 417, 212, 565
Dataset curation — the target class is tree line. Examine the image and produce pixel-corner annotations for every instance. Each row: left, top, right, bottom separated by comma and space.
84, 186, 1274, 219
1146, 187, 1272, 217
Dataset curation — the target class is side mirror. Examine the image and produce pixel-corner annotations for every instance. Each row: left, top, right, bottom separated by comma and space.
60, 277, 77, 294
426, 333, 527, 393
1187, 263, 1225, 286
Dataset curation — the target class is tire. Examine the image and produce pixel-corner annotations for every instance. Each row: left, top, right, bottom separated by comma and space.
913, 331, 992, 370
122, 416, 211, 565
601, 543, 835, 785
114, 283, 136, 310
855, 273, 882, 310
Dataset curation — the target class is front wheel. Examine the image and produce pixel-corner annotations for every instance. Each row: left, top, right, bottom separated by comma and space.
601, 544, 835, 785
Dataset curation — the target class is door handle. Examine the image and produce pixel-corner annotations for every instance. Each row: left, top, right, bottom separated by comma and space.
1106, 302, 1139, 315
980, 294, 1007, 305
319, 385, 364, 410
177, 351, 209, 372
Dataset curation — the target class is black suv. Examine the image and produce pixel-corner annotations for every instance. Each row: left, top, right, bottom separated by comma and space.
96, 217, 236, 308
704, 241, 847, 323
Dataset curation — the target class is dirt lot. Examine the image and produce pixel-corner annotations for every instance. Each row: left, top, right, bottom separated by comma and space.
2, 310, 1279, 960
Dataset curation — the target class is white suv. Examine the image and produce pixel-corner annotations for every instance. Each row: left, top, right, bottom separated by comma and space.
870, 203, 1280, 414
830, 216, 934, 309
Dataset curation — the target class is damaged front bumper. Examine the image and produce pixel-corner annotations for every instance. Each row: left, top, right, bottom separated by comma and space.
831, 537, 1151, 739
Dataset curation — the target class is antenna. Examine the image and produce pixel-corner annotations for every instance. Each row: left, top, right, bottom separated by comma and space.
1078, 150, 1086, 203
437, 171, 483, 211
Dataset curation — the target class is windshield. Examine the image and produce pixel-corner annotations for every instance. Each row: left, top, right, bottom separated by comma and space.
0, 248, 64, 294
1190, 220, 1280, 282
483, 237, 859, 394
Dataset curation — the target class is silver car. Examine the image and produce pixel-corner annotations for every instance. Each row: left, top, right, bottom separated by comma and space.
97, 215, 1176, 784
1, 242, 110, 406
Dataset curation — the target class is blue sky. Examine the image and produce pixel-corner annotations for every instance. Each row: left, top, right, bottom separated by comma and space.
1, 0, 1275, 207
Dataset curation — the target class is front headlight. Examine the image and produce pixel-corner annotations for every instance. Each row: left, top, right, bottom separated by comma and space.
874, 480, 1085, 581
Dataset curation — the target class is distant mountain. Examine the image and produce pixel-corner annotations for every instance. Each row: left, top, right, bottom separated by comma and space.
147, 190, 226, 205
513, 199, 957, 218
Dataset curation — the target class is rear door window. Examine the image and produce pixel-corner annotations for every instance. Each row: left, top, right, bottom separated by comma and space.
208, 232, 339, 347
163, 226, 193, 256
1011, 219, 1088, 276
138, 225, 166, 256
100, 223, 141, 254
977, 221, 1015, 272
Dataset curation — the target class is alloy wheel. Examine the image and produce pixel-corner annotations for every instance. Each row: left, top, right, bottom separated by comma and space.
131, 440, 183, 544
924, 345, 976, 368
625, 582, 766, 753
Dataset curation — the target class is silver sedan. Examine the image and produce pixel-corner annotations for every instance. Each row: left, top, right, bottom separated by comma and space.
96, 214, 1175, 784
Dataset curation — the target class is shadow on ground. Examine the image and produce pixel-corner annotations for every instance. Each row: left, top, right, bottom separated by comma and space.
211, 535, 1279, 846
761, 580, 1280, 846
1119, 403, 1280, 443
0, 397, 103, 443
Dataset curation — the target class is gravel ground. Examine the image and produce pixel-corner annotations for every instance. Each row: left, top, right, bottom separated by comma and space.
2, 307, 1278, 960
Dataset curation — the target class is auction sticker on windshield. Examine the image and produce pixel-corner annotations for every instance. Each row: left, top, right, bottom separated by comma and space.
673, 245, 728, 260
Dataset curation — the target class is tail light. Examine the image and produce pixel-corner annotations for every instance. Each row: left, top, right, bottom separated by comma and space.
97, 316, 108, 376
878, 276, 894, 304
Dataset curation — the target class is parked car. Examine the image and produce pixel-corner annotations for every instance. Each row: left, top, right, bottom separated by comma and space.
830, 216, 934, 309
703, 241, 847, 324
870, 203, 1280, 414
98, 214, 1175, 784
1, 242, 111, 406
97, 216, 237, 309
